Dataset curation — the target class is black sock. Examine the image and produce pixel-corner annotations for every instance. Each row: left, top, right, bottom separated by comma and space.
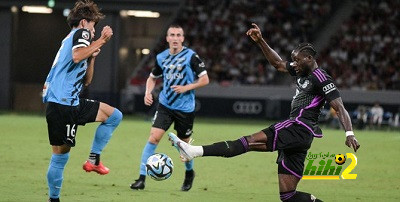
139, 174, 146, 181
281, 190, 322, 202
89, 153, 100, 165
185, 169, 194, 177
203, 137, 248, 157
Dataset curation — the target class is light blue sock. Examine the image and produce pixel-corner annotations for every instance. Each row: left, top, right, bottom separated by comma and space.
139, 142, 157, 176
185, 160, 194, 171
47, 153, 69, 199
91, 109, 122, 154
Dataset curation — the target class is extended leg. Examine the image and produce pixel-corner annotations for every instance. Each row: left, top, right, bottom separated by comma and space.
168, 131, 268, 161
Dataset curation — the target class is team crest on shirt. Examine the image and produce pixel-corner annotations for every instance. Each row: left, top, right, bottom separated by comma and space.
297, 78, 310, 88
82, 31, 90, 40
177, 64, 183, 71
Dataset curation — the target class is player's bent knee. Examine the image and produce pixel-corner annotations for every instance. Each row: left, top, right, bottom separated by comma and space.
112, 108, 123, 125
244, 132, 268, 151
104, 108, 123, 126
148, 133, 163, 144
148, 136, 161, 144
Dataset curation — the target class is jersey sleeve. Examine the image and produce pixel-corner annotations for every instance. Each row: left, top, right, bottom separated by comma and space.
286, 62, 297, 76
150, 58, 163, 78
190, 53, 207, 77
72, 29, 92, 50
313, 69, 340, 103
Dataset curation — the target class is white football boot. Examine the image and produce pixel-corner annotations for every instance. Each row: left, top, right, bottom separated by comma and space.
168, 132, 196, 162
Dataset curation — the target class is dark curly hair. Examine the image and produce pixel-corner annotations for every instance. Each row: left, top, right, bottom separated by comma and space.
294, 42, 317, 57
67, 0, 105, 28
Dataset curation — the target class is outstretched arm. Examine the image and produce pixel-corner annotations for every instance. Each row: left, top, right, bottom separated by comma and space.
246, 23, 287, 72
330, 97, 360, 152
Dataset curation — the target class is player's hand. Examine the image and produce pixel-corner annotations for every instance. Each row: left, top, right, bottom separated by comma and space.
246, 23, 263, 43
92, 48, 101, 57
345, 135, 360, 152
144, 93, 153, 106
100, 26, 113, 42
171, 85, 188, 94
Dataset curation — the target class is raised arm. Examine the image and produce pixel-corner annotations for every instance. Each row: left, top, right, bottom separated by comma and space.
73, 26, 113, 63
83, 48, 101, 86
84, 56, 95, 86
330, 97, 360, 152
246, 23, 288, 72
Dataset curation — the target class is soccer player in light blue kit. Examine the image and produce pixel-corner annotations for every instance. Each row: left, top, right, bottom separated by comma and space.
42, 1, 122, 201
130, 24, 209, 191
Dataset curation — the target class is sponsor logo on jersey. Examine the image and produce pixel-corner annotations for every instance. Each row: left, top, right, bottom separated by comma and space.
166, 72, 184, 80
323, 83, 336, 94
82, 31, 90, 40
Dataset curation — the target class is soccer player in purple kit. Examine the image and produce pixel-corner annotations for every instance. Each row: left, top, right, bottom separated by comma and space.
168, 23, 360, 202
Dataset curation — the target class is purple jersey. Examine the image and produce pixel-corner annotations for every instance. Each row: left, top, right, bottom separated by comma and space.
286, 63, 340, 137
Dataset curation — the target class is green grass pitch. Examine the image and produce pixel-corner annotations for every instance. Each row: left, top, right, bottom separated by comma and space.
0, 113, 399, 201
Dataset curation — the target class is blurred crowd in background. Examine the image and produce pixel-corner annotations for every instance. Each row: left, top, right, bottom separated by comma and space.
321, 102, 400, 130
318, 0, 400, 90
131, 0, 399, 91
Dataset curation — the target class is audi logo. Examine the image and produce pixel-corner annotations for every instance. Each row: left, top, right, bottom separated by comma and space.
233, 101, 263, 114
322, 83, 336, 93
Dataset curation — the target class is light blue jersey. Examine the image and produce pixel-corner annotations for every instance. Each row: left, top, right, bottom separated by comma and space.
42, 28, 92, 106
151, 47, 207, 112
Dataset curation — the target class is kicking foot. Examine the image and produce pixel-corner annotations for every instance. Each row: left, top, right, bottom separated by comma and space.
168, 132, 195, 162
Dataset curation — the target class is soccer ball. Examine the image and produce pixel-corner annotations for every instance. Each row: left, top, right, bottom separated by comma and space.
335, 154, 346, 165
146, 153, 174, 181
